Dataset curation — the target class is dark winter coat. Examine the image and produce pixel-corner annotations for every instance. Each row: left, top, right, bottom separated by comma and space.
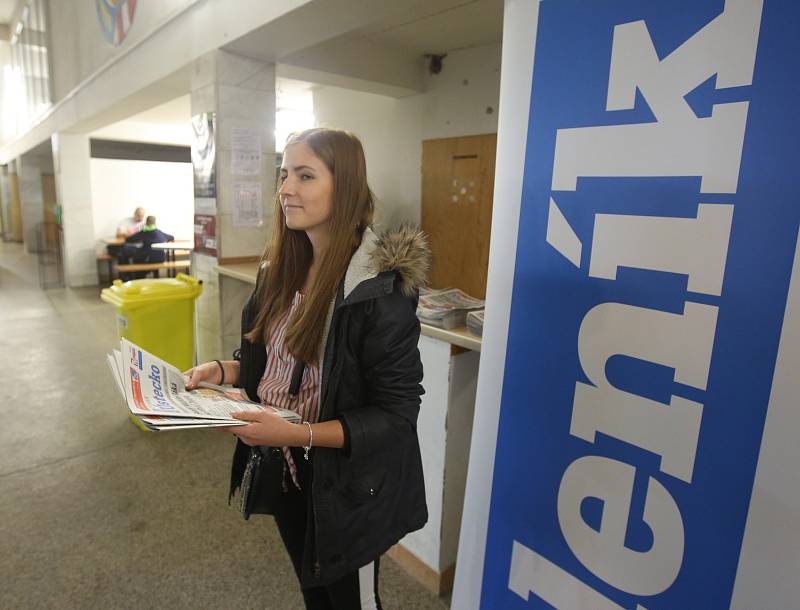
125, 228, 174, 263
230, 226, 430, 586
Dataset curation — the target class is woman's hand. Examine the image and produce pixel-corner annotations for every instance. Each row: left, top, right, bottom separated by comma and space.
183, 361, 224, 389
227, 409, 307, 447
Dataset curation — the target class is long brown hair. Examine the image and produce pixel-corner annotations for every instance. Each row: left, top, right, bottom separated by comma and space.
244, 128, 375, 364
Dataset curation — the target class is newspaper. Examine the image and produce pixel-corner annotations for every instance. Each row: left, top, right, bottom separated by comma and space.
107, 338, 301, 431
417, 288, 485, 330
466, 309, 485, 337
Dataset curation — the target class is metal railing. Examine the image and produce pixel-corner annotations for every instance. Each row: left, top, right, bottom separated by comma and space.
35, 221, 63, 288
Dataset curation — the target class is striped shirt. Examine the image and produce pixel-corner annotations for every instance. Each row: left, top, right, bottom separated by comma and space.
257, 291, 321, 488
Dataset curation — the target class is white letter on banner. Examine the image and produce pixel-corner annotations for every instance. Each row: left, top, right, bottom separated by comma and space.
571, 301, 717, 482
551, 0, 763, 193
552, 102, 748, 194
607, 0, 763, 122
557, 456, 684, 595
590, 204, 734, 296
509, 540, 649, 610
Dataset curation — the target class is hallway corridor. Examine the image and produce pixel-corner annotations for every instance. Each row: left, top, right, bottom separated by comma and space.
0, 242, 449, 610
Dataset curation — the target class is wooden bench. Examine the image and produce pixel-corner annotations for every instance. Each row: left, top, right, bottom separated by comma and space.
117, 260, 191, 278
97, 253, 115, 283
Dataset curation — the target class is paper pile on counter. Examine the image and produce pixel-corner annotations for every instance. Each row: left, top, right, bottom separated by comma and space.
466, 310, 485, 337
106, 338, 300, 431
416, 287, 485, 330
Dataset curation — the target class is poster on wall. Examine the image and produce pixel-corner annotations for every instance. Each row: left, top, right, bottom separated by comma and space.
456, 1, 800, 609
191, 113, 216, 199
193, 214, 216, 258
192, 112, 217, 257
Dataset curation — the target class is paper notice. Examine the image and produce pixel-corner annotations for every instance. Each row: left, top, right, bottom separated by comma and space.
233, 181, 263, 227
231, 127, 261, 176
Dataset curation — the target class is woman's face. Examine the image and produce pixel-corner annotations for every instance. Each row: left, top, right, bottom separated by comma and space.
279, 143, 334, 235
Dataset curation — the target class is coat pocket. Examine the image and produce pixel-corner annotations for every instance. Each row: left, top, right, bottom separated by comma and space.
344, 469, 386, 506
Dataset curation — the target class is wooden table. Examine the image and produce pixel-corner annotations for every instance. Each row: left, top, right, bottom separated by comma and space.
152, 241, 193, 276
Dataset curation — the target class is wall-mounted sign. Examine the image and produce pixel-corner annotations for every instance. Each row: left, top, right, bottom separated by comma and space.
456, 1, 800, 609
95, 0, 137, 46
192, 113, 217, 257
193, 214, 216, 258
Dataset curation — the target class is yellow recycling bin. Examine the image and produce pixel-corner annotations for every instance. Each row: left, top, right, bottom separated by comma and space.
101, 273, 203, 372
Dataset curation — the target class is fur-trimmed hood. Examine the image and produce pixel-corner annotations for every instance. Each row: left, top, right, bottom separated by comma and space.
343, 225, 430, 300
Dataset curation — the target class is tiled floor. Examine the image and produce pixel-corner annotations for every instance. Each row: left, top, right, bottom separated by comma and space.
0, 241, 451, 610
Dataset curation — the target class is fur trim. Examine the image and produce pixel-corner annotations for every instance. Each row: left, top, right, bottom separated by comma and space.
372, 224, 430, 297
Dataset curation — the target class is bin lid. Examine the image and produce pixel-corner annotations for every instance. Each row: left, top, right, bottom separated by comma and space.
100, 273, 203, 308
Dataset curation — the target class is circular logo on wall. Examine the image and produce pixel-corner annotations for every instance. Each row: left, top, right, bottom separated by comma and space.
95, 0, 138, 46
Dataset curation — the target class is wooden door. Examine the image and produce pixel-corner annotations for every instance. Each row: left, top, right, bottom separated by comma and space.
421, 133, 497, 299
8, 170, 22, 242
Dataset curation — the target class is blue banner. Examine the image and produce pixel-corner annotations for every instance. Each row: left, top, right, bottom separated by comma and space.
481, 1, 800, 608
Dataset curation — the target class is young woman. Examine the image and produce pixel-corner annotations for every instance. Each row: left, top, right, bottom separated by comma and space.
185, 128, 429, 609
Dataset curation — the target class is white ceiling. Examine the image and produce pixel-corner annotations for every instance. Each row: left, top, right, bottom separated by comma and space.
0, 0, 17, 24
225, 0, 504, 95
90, 95, 194, 146
354, 0, 504, 55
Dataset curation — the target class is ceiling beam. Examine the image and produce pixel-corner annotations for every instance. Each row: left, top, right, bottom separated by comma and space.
277, 36, 424, 97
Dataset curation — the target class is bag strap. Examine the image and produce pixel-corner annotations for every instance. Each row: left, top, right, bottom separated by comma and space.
288, 360, 305, 397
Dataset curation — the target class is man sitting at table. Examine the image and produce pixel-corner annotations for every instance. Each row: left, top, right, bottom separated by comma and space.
107, 207, 147, 258
119, 216, 174, 279
116, 206, 147, 237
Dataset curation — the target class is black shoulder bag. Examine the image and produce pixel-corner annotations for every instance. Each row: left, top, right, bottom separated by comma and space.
238, 445, 284, 519
233, 360, 306, 520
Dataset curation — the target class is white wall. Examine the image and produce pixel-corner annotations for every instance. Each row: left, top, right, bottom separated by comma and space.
47, 0, 198, 103
416, 43, 502, 141
405, 335, 451, 569
0, 41, 12, 144
312, 43, 502, 229
313, 86, 424, 229
89, 159, 194, 249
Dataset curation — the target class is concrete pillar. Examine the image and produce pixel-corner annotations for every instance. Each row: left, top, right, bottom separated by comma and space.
191, 50, 276, 363
52, 133, 97, 287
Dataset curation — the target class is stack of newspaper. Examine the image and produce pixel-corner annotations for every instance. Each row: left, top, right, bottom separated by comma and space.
417, 288, 485, 330
106, 338, 300, 431
466, 310, 485, 337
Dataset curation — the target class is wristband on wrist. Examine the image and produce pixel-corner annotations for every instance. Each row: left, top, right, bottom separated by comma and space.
214, 359, 225, 385
303, 422, 313, 461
